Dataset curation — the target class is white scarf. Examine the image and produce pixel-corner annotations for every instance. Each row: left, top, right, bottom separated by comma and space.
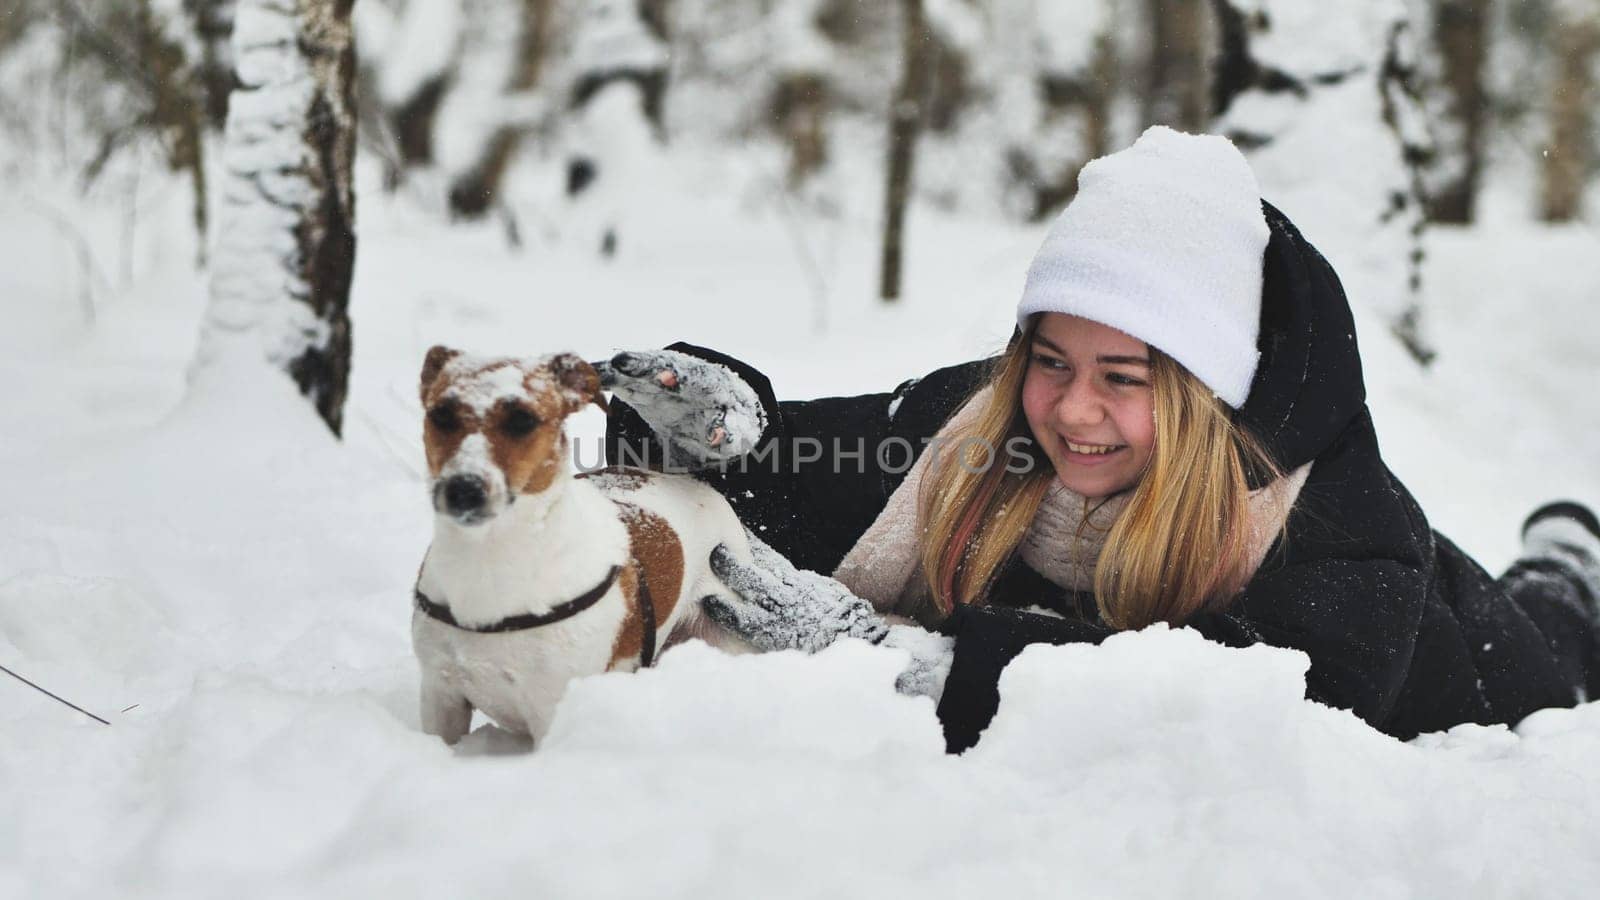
832, 384, 1311, 616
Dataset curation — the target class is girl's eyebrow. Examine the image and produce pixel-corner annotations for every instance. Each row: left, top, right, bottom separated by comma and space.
1031, 335, 1150, 366
1097, 354, 1150, 366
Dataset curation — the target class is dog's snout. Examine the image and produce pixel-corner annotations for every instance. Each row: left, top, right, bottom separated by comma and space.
443, 475, 488, 515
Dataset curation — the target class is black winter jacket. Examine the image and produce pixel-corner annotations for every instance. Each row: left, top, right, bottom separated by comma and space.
605, 202, 1582, 752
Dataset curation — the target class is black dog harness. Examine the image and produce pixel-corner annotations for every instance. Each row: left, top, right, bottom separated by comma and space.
414, 563, 657, 668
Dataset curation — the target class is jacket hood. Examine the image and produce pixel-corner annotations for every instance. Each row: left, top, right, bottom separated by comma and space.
1233, 201, 1367, 484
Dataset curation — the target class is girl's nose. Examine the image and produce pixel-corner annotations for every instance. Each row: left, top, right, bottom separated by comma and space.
1054, 378, 1107, 426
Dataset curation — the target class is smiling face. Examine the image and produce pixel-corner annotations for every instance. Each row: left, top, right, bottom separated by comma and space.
1020, 313, 1156, 499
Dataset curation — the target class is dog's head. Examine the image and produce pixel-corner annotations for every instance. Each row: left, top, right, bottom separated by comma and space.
419, 346, 607, 526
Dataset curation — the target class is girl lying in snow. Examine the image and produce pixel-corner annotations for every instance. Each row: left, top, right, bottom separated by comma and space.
598, 127, 1600, 753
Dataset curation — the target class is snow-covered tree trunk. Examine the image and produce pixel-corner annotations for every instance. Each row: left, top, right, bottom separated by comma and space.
1423, 0, 1491, 223
448, 0, 558, 218
987, 0, 1119, 220
1540, 0, 1599, 222
562, 0, 670, 257
880, 0, 929, 302
1212, 0, 1436, 366
356, 0, 467, 188
197, 0, 357, 436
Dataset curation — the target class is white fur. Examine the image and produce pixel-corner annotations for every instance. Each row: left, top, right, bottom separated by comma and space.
414, 447, 753, 745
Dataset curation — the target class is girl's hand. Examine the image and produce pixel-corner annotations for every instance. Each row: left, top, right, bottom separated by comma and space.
593, 349, 767, 468
704, 537, 889, 652
703, 532, 955, 699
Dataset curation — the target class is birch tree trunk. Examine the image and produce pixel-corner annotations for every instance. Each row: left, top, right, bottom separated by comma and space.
197, 0, 357, 436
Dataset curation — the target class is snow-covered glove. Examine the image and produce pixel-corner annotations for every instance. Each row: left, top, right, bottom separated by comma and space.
881, 624, 956, 701
705, 533, 955, 699
593, 349, 767, 469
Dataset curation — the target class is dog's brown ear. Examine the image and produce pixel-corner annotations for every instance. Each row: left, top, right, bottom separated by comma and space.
420, 345, 460, 402
549, 353, 609, 415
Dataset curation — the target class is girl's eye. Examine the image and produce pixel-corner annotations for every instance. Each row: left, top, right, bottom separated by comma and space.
428, 404, 461, 432
1107, 373, 1147, 387
1031, 352, 1068, 371
501, 407, 540, 437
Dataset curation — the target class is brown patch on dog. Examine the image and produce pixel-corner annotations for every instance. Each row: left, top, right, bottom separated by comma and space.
577, 465, 658, 493
418, 352, 482, 477
420, 404, 469, 476
486, 379, 567, 495
549, 353, 608, 415
419, 346, 460, 403
609, 564, 643, 672
608, 502, 684, 669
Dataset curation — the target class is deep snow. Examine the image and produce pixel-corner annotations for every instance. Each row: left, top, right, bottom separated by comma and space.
2, 141, 1599, 897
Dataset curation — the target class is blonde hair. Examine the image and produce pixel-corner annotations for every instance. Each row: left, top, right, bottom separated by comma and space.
918, 314, 1283, 628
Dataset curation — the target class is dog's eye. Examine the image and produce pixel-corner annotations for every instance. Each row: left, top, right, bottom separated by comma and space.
501, 407, 540, 438
428, 404, 461, 432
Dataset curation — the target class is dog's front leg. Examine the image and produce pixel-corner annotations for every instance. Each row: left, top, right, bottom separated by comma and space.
420, 677, 473, 744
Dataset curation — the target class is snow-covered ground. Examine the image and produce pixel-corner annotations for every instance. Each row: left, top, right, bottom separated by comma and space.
2, 146, 1599, 898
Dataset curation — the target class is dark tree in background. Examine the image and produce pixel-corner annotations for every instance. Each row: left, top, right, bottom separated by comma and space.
387, 63, 452, 171
987, 0, 1121, 221
880, 0, 930, 302
769, 0, 837, 188
55, 0, 213, 261
1426, 0, 1491, 223
558, 0, 670, 257
185, 0, 240, 129
197, 0, 358, 436
1144, 0, 1209, 130
1541, 1, 1599, 222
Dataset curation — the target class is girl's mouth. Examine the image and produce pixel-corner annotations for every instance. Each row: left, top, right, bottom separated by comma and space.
1061, 437, 1125, 464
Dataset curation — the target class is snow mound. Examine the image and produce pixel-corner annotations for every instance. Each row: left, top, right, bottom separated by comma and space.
965, 627, 1600, 897
975, 624, 1321, 773
543, 639, 946, 760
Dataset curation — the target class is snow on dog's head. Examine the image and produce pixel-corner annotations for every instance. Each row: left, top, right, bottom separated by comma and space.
418, 345, 605, 526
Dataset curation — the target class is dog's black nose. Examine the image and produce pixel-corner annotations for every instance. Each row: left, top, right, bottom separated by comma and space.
443, 476, 488, 514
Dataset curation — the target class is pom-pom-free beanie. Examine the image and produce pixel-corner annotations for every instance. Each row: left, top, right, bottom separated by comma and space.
1016, 126, 1270, 408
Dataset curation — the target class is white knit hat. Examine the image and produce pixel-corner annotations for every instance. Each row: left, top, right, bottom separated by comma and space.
1016, 126, 1270, 408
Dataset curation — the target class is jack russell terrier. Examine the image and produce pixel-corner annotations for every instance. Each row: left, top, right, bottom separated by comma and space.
411, 346, 753, 745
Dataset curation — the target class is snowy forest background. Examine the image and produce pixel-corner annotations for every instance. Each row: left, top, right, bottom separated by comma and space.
4, 1, 1600, 897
